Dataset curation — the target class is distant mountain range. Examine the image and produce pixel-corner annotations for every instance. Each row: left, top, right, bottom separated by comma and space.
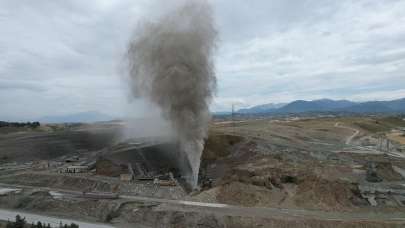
39, 111, 114, 123
33, 98, 405, 123
236, 98, 405, 114
238, 103, 287, 113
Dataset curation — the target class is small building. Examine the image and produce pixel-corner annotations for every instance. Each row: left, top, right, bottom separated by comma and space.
65, 165, 89, 173
120, 173, 134, 182
153, 178, 177, 186
65, 156, 79, 163
33, 160, 49, 170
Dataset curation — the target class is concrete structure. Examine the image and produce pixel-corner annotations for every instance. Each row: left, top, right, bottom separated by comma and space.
65, 156, 79, 163
0, 188, 22, 196
153, 173, 177, 186
81, 192, 118, 199
156, 179, 177, 186
106, 141, 186, 179
64, 165, 89, 173
33, 160, 49, 170
120, 173, 134, 181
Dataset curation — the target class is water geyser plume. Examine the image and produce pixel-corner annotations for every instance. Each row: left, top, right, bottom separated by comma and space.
126, 1, 217, 188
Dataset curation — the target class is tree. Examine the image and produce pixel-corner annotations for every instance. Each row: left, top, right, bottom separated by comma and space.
6, 220, 13, 228
36, 221, 43, 228
14, 215, 26, 228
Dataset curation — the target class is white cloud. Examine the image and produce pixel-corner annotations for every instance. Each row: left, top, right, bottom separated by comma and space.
214, 0, 405, 110
0, 0, 405, 117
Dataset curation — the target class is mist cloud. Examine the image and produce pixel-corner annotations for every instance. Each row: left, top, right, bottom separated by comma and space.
126, 1, 217, 187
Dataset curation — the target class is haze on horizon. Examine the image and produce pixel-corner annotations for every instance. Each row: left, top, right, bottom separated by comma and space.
1, 0, 405, 121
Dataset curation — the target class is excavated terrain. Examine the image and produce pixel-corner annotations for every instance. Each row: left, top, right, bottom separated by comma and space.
1, 116, 405, 227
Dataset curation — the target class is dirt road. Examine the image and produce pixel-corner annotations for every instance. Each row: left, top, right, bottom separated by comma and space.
334, 122, 405, 158
1, 183, 405, 224
334, 122, 360, 145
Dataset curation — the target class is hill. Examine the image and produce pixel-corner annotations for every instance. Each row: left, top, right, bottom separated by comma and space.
277, 99, 355, 113
238, 103, 286, 114
236, 98, 405, 114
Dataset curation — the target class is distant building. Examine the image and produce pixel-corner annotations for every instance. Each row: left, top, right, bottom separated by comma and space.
64, 165, 89, 173
33, 160, 49, 170
120, 173, 134, 182
153, 178, 177, 186
65, 156, 80, 163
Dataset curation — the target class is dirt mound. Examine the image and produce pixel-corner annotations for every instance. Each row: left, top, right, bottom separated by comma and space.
202, 133, 244, 161
207, 156, 366, 210
225, 157, 307, 189
216, 181, 274, 206
95, 157, 128, 177
117, 204, 405, 228
210, 177, 362, 211
294, 177, 362, 210
376, 162, 404, 181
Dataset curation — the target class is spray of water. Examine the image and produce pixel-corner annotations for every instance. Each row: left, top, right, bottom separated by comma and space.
126, 1, 217, 188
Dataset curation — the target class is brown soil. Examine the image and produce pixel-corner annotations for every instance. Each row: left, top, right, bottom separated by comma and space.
294, 176, 360, 210
117, 204, 405, 228
0, 190, 118, 222
216, 181, 275, 206
376, 162, 404, 181
95, 157, 128, 177
202, 133, 244, 161
0, 173, 113, 192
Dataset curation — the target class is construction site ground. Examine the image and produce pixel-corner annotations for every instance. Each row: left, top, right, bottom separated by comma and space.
1, 116, 405, 227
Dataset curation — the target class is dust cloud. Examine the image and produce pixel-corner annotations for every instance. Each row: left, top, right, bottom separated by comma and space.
126, 1, 217, 188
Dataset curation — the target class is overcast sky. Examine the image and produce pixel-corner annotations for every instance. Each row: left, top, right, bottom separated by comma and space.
1, 0, 405, 121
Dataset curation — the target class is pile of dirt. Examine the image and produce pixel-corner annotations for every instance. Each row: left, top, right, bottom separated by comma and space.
208, 177, 363, 210
215, 181, 284, 207
202, 133, 244, 162
95, 157, 128, 177
376, 162, 404, 181
116, 204, 405, 228
294, 177, 363, 210
205, 156, 366, 210
224, 157, 308, 189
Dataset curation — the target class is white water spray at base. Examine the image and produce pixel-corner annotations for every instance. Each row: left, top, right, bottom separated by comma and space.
126, 1, 217, 188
